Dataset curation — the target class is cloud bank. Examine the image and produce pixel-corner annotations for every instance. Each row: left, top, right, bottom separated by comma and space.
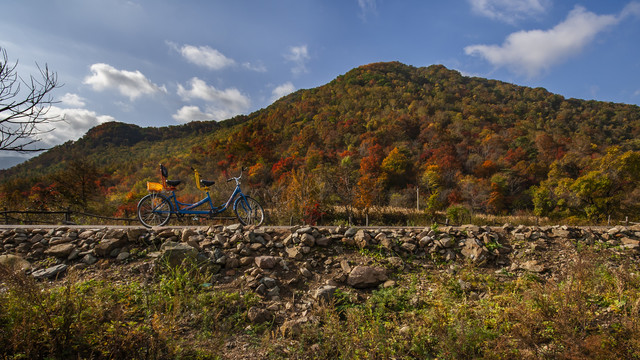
465, 5, 621, 77
469, 0, 551, 23
84, 63, 166, 100
178, 44, 236, 70
271, 82, 295, 102
285, 45, 310, 75
173, 77, 250, 122
38, 107, 114, 145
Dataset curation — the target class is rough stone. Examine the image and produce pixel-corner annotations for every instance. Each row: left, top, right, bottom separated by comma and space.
300, 233, 315, 247
44, 243, 76, 258
314, 285, 337, 302
32, 264, 68, 279
354, 230, 370, 249
255, 255, 278, 269
157, 242, 198, 267
461, 238, 489, 263
95, 237, 129, 257
247, 306, 273, 324
347, 265, 387, 289
0, 254, 31, 272
286, 246, 303, 260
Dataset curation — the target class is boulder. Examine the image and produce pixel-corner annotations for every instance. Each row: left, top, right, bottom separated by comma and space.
255, 255, 278, 269
347, 265, 387, 289
44, 243, 76, 258
0, 254, 32, 272
32, 264, 68, 279
460, 238, 489, 263
314, 285, 338, 302
247, 306, 273, 324
354, 230, 370, 249
157, 241, 198, 267
95, 237, 129, 257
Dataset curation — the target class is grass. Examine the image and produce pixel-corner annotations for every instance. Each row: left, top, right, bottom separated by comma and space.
0, 262, 261, 360
264, 250, 640, 359
2, 246, 640, 359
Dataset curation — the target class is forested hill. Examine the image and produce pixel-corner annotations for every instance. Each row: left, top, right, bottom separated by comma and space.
3, 61, 640, 224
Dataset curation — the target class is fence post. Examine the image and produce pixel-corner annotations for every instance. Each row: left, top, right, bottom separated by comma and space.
65, 207, 71, 223
3, 208, 7, 225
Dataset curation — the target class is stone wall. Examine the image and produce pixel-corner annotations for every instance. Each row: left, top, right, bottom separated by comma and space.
1, 224, 639, 282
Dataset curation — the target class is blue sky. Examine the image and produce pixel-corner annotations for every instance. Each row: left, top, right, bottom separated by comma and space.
1, 0, 639, 167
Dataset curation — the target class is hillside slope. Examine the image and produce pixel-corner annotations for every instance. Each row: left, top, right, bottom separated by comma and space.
2, 62, 640, 223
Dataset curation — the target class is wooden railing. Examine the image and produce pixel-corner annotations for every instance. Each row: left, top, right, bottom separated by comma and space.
0, 208, 238, 226
1, 208, 137, 225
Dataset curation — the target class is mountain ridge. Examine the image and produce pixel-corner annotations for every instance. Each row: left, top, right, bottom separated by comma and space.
2, 61, 640, 223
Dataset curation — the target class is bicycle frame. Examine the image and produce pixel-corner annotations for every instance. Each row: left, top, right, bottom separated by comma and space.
139, 165, 264, 227
163, 183, 248, 216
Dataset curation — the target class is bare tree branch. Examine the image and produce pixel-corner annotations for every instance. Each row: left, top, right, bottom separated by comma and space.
0, 47, 62, 152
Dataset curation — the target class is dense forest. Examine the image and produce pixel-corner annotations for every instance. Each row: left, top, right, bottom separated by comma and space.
2, 62, 640, 225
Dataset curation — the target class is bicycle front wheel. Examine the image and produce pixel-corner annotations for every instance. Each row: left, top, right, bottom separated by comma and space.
234, 196, 265, 226
137, 193, 172, 227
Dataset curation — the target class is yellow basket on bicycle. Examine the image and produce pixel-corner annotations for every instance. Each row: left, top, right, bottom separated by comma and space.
147, 182, 163, 192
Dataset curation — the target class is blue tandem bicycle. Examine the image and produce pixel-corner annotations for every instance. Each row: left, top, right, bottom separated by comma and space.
137, 164, 265, 228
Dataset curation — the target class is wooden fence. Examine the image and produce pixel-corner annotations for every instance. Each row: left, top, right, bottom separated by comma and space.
1, 208, 137, 225
1, 208, 240, 226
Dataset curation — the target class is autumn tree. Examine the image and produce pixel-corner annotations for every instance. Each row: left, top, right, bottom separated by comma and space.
380, 146, 412, 188
52, 159, 104, 212
1, 47, 61, 152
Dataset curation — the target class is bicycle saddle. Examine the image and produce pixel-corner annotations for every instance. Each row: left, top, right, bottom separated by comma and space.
166, 180, 182, 187
200, 180, 215, 187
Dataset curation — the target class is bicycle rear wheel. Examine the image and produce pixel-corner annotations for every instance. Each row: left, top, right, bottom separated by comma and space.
137, 193, 172, 227
234, 196, 265, 226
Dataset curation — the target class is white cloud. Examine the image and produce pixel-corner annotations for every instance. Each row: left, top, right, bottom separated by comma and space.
469, 0, 551, 23
284, 45, 310, 75
271, 82, 295, 102
174, 77, 250, 122
38, 107, 115, 145
357, 0, 377, 21
465, 6, 619, 77
83, 63, 166, 100
242, 61, 267, 72
60, 93, 85, 107
172, 105, 216, 123
621, 1, 640, 18
178, 44, 235, 70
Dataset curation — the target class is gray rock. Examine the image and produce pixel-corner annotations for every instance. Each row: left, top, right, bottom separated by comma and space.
520, 260, 545, 273
300, 233, 315, 247
32, 264, 68, 279
116, 252, 130, 261
354, 230, 370, 249
247, 306, 273, 324
286, 247, 303, 260
157, 241, 198, 267
347, 265, 387, 289
0, 254, 32, 272
181, 229, 197, 243
225, 223, 243, 232
82, 254, 98, 265
255, 255, 278, 269
95, 237, 129, 257
126, 228, 147, 243
44, 243, 76, 258
344, 227, 359, 237
315, 236, 330, 246
314, 285, 337, 302
461, 238, 489, 263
